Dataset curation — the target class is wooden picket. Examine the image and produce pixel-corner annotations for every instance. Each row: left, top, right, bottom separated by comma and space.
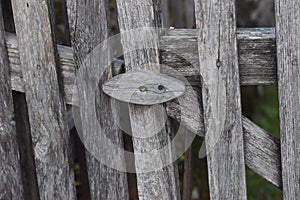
66, 0, 129, 199
10, 0, 76, 199
275, 0, 300, 199
0, 0, 299, 199
116, 0, 180, 199
194, 0, 247, 199
0, 2, 23, 199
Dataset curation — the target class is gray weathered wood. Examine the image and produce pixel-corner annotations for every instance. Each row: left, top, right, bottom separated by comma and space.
0, 2, 24, 198
275, 0, 300, 199
160, 28, 277, 86
103, 71, 186, 105
116, 0, 180, 199
194, 0, 247, 199
242, 116, 281, 188
166, 88, 282, 188
3, 28, 283, 190
10, 0, 76, 199
65, 0, 129, 199
6, 28, 277, 100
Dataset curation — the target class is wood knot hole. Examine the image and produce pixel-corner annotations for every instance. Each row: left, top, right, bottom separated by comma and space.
26, 3, 29, 7
157, 84, 165, 91
292, 59, 298, 66
138, 85, 147, 92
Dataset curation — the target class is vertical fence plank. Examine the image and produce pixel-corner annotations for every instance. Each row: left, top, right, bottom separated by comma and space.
10, 0, 76, 199
116, 0, 180, 199
275, 0, 300, 199
0, 2, 24, 199
194, 0, 247, 199
66, 0, 129, 199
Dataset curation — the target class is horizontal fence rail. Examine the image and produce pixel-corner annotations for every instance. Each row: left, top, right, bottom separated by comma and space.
6, 28, 277, 104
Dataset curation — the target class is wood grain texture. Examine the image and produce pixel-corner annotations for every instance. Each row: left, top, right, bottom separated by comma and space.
160, 28, 277, 86
116, 0, 180, 199
0, 2, 24, 199
3, 27, 282, 190
10, 0, 76, 199
65, 0, 129, 199
102, 71, 186, 105
275, 0, 300, 199
6, 28, 277, 101
166, 88, 282, 188
194, 0, 247, 199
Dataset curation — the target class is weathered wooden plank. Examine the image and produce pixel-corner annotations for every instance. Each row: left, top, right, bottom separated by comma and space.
65, 0, 129, 199
6, 28, 277, 98
160, 28, 277, 86
10, 0, 76, 199
116, 0, 180, 199
166, 88, 282, 188
242, 116, 281, 188
0, 2, 24, 199
275, 0, 300, 199
194, 0, 247, 199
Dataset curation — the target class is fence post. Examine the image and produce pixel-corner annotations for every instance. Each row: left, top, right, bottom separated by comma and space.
194, 0, 247, 199
0, 2, 24, 199
10, 0, 76, 198
115, 0, 180, 199
275, 0, 300, 199
65, 0, 129, 199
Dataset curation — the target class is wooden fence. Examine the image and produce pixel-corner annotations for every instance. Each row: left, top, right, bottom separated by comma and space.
0, 0, 299, 199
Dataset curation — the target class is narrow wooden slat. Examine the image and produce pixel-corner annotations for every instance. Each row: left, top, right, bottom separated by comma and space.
242, 116, 281, 188
10, 0, 76, 199
0, 2, 24, 199
116, 0, 180, 199
275, 0, 300, 199
66, 0, 129, 199
194, 0, 247, 199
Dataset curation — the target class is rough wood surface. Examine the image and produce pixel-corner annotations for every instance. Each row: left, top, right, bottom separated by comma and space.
275, 0, 300, 199
242, 116, 281, 188
103, 71, 186, 105
66, 0, 129, 199
6, 28, 277, 100
3, 29, 282, 190
116, 0, 180, 199
166, 88, 282, 188
10, 0, 76, 199
3, 27, 282, 191
194, 0, 247, 199
0, 2, 24, 199
160, 28, 277, 86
